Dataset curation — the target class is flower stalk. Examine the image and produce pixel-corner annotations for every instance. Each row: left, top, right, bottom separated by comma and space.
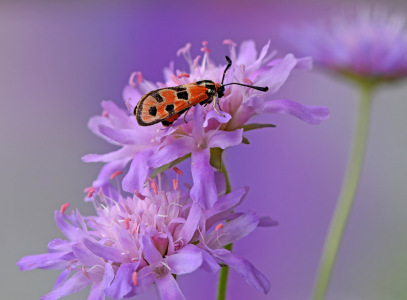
312, 82, 374, 300
217, 150, 232, 300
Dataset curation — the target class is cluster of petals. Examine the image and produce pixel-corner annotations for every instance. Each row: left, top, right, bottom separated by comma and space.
284, 9, 407, 82
18, 175, 274, 299
83, 40, 330, 200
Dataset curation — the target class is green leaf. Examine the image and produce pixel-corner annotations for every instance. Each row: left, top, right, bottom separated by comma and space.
242, 136, 250, 144
242, 123, 276, 132
210, 148, 223, 171
151, 153, 191, 178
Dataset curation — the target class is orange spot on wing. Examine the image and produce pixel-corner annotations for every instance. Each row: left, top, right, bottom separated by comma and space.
188, 85, 210, 105
160, 90, 176, 103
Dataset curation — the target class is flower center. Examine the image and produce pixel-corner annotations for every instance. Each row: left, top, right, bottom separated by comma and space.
197, 137, 208, 150
152, 262, 171, 278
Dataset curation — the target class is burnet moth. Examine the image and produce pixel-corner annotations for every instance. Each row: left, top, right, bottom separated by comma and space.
134, 56, 269, 126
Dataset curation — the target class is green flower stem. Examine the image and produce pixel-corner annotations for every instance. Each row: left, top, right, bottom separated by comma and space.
217, 152, 232, 300
312, 83, 374, 300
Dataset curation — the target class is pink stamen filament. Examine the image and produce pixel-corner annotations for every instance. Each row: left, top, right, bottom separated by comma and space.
85, 187, 97, 198
193, 56, 201, 68
223, 39, 237, 47
132, 271, 139, 286
124, 218, 131, 230
110, 170, 123, 180
129, 71, 143, 87
243, 78, 253, 85
60, 202, 70, 213
65, 259, 78, 271
82, 266, 90, 279
172, 179, 179, 191
177, 73, 190, 79
102, 111, 109, 118
151, 182, 158, 195
169, 73, 182, 85
176, 43, 191, 57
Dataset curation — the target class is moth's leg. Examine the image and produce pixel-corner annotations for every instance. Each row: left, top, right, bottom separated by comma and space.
213, 95, 225, 117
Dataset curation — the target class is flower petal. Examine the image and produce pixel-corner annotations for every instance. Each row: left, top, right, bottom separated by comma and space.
123, 85, 143, 109
125, 266, 155, 297
256, 53, 297, 93
54, 211, 81, 241
105, 263, 138, 299
207, 210, 259, 249
84, 238, 124, 262
199, 248, 220, 273
236, 40, 258, 66
213, 249, 270, 294
141, 235, 163, 265
263, 99, 330, 124
203, 110, 231, 127
82, 146, 135, 163
155, 274, 186, 300
101, 100, 134, 129
41, 271, 91, 300
17, 252, 67, 271
122, 147, 156, 193
207, 129, 243, 149
72, 245, 104, 266
178, 202, 201, 244
88, 263, 114, 300
148, 137, 194, 168
190, 150, 217, 209
192, 105, 205, 140
166, 245, 202, 275
206, 187, 249, 220
98, 125, 140, 145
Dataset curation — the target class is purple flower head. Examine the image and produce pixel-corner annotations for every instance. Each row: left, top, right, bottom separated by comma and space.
17, 174, 274, 299
284, 9, 407, 84
79, 40, 327, 206
125, 40, 329, 131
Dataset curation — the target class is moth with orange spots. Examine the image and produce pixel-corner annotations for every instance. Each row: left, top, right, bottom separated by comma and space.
134, 56, 269, 126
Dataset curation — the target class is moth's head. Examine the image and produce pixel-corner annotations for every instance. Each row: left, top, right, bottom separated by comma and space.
217, 85, 225, 98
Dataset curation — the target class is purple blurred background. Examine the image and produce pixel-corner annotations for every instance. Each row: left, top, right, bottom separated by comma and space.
2, 0, 407, 299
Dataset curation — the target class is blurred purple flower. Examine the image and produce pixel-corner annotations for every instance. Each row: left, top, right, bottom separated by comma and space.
17, 174, 273, 299
284, 9, 407, 83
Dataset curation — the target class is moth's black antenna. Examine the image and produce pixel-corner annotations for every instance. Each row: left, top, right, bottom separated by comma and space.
223, 82, 269, 92
221, 56, 232, 86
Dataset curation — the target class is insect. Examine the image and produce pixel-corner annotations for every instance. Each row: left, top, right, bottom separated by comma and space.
134, 56, 269, 126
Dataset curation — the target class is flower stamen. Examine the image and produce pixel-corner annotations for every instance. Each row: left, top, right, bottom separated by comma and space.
172, 167, 183, 175
177, 73, 190, 79
129, 71, 143, 87
82, 266, 90, 279
124, 218, 131, 230
172, 179, 179, 191
215, 223, 224, 231
151, 181, 158, 195
132, 271, 138, 286
60, 202, 70, 213
110, 170, 123, 180
85, 187, 97, 198
134, 190, 146, 200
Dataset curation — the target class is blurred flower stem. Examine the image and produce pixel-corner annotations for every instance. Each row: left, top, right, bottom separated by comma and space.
312, 81, 374, 300
217, 149, 232, 300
